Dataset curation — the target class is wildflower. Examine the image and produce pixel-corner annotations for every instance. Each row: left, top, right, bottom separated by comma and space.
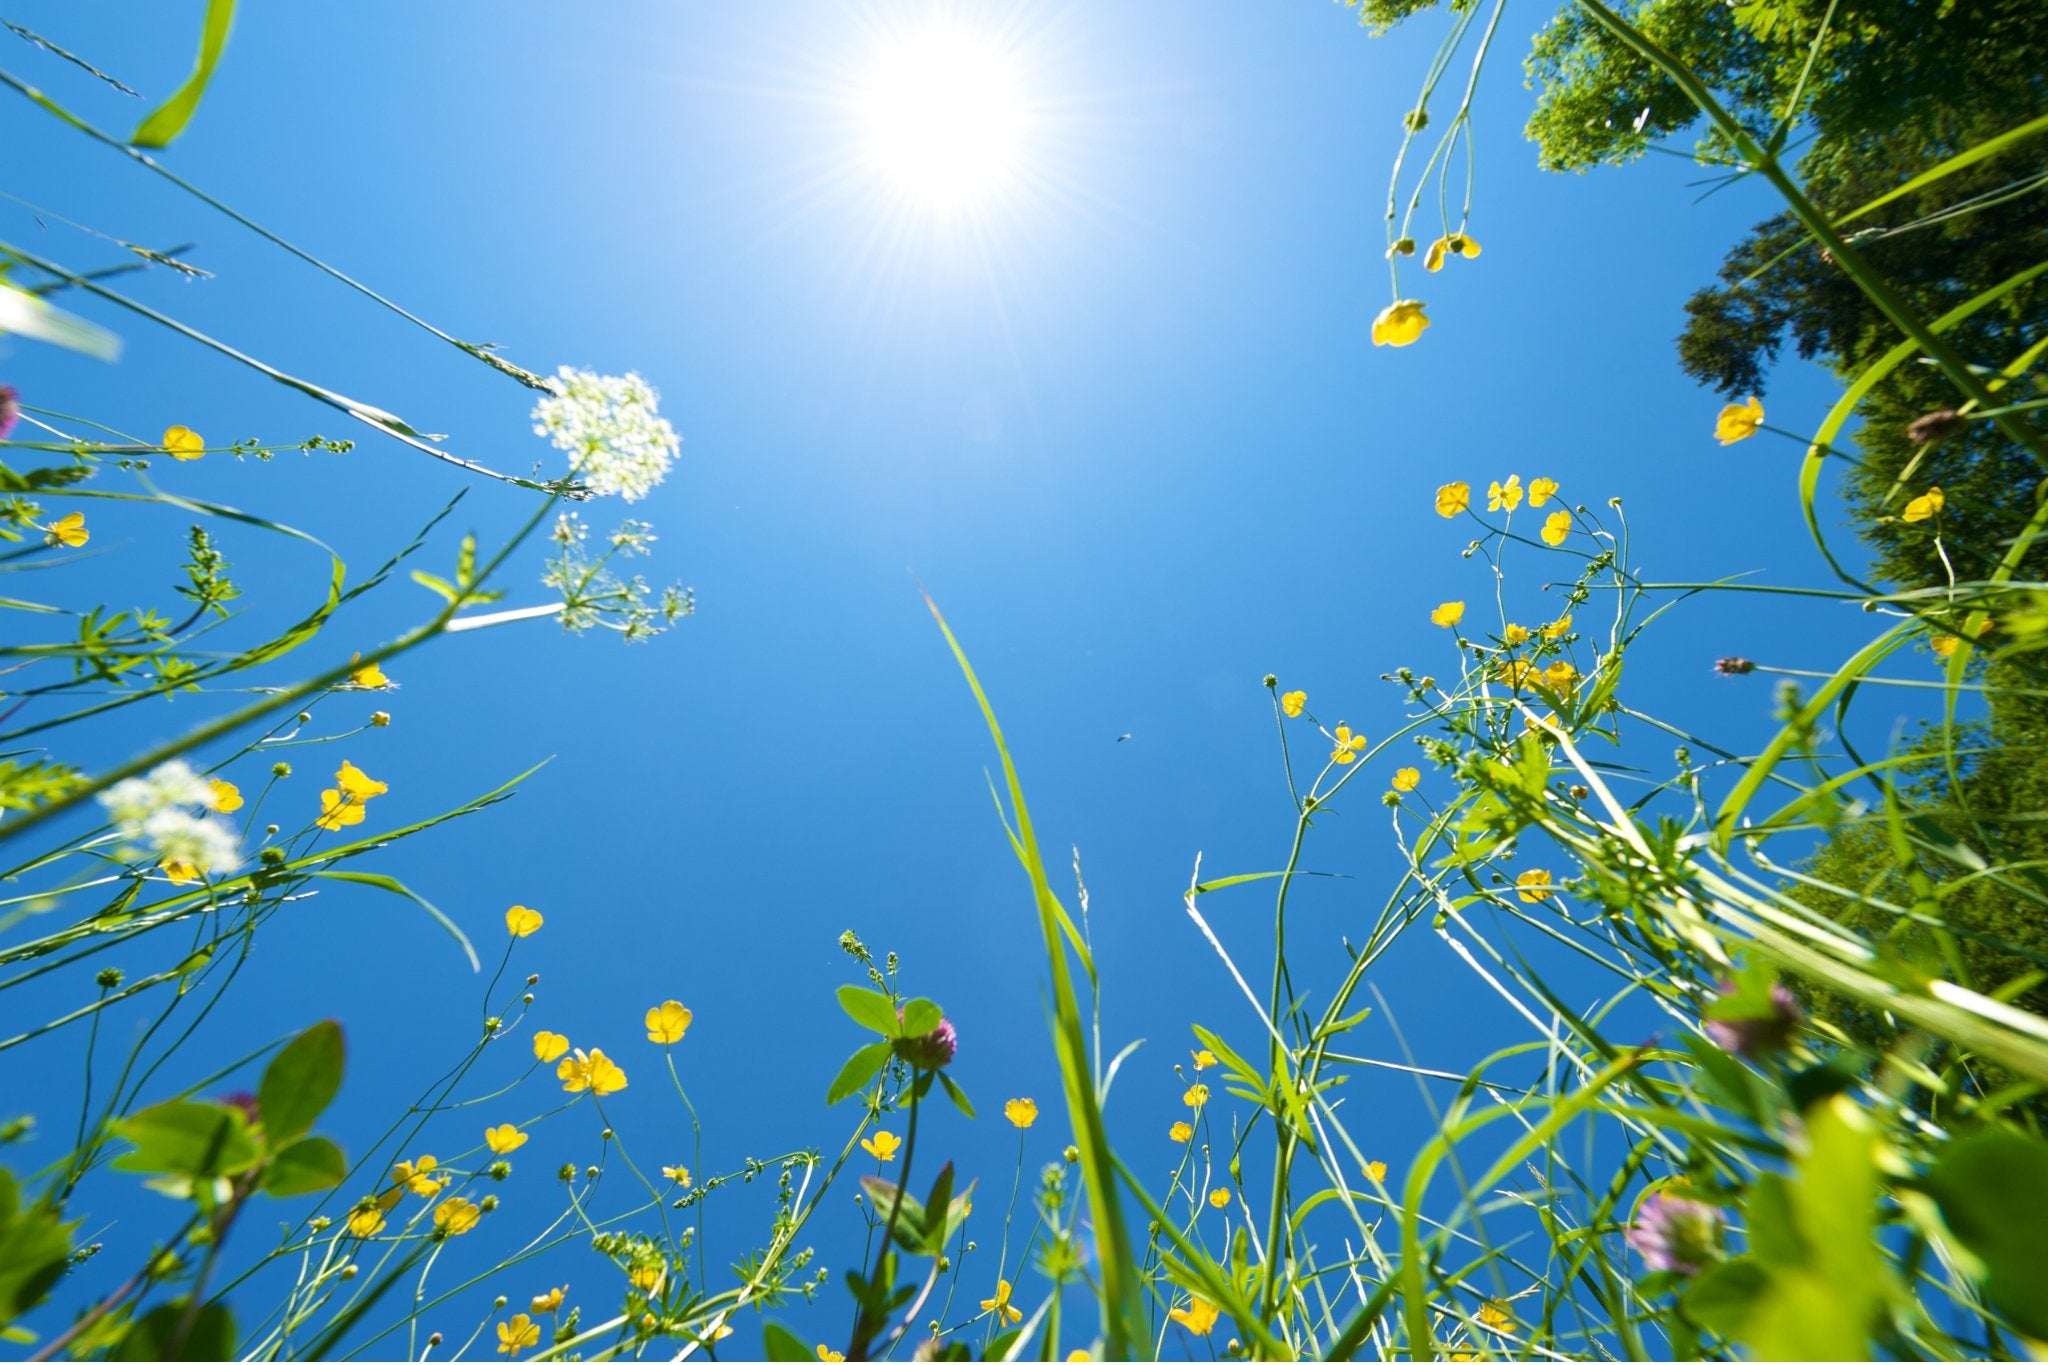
205, 778, 243, 814
1515, 869, 1553, 902
1430, 601, 1464, 628
315, 760, 387, 832
1386, 237, 1416, 257
1169, 1121, 1193, 1143
1901, 486, 1945, 523
558, 1048, 628, 1096
162, 425, 205, 460
433, 1196, 481, 1236
497, 1314, 541, 1357
485, 1124, 527, 1154
1541, 614, 1571, 640
395, 1156, 440, 1197
861, 1130, 901, 1162
531, 367, 681, 503
1005, 1098, 1038, 1128
532, 1286, 567, 1314
1477, 1299, 1516, 1332
1183, 1084, 1210, 1108
1931, 634, 1960, 659
893, 1017, 958, 1070
1528, 476, 1559, 508
1626, 1191, 1724, 1274
1540, 510, 1571, 546
1392, 767, 1420, 792
1714, 397, 1764, 445
370, 710, 392, 727
1371, 299, 1429, 348
1168, 1296, 1220, 1336
1364, 1160, 1388, 1183
1907, 409, 1966, 446
1330, 725, 1367, 764
1502, 623, 1531, 646
645, 1000, 692, 1044
1542, 660, 1578, 692
1713, 657, 1754, 676
506, 905, 544, 937
980, 1280, 1024, 1326
44, 511, 87, 548
630, 1264, 664, 1294
336, 760, 385, 799
1435, 482, 1470, 518
1494, 660, 1535, 689
142, 809, 238, 878
1487, 476, 1523, 512
1703, 978, 1802, 1058
661, 1165, 692, 1187
345, 1204, 385, 1238
100, 760, 211, 834
819, 1349, 847, 1363
1192, 1049, 1216, 1070
1208, 1188, 1230, 1209
161, 857, 201, 885
348, 653, 390, 689
1280, 690, 1307, 717
533, 1030, 571, 1063
0, 385, 16, 439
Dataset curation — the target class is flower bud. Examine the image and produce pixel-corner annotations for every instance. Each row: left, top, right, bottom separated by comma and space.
96, 967, 124, 989
272, 762, 292, 778
370, 711, 392, 727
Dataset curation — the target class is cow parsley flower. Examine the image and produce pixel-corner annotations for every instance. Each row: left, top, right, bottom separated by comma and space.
100, 760, 212, 833
101, 761, 238, 875
142, 809, 239, 876
531, 368, 681, 502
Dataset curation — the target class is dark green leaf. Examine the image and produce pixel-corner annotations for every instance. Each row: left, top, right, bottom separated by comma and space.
1682, 1257, 1767, 1339
899, 998, 942, 1036
130, 0, 237, 148
825, 1041, 893, 1106
760, 1322, 812, 1362
1923, 1130, 2048, 1337
837, 985, 900, 1037
115, 1300, 236, 1361
937, 1069, 975, 1119
261, 1136, 346, 1197
258, 1021, 343, 1145
0, 1169, 73, 1325
922, 1162, 955, 1247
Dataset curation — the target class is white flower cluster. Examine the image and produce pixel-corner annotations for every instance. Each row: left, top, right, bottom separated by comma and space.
99, 760, 238, 874
531, 367, 681, 503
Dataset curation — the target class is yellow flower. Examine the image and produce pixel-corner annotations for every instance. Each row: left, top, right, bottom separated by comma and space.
497, 1314, 540, 1357
1478, 1299, 1517, 1331
558, 1048, 627, 1096
980, 1279, 1024, 1326
335, 760, 386, 799
661, 1165, 692, 1187
162, 425, 205, 460
44, 511, 88, 548
819, 1349, 847, 1363
1902, 486, 1945, 523
1502, 623, 1531, 646
160, 857, 202, 886
629, 1264, 664, 1294
348, 653, 390, 689
1424, 237, 1449, 272
206, 778, 243, 813
1168, 1296, 1220, 1336
1004, 1097, 1038, 1128
315, 789, 366, 832
1391, 767, 1420, 793
398, 1155, 440, 1198
1931, 634, 1960, 659
1541, 614, 1572, 641
645, 1000, 693, 1045
1542, 660, 1578, 692
1487, 476, 1523, 512
1494, 660, 1535, 689
1540, 510, 1572, 546
345, 1204, 385, 1238
1169, 1121, 1194, 1143
433, 1196, 480, 1236
485, 1123, 527, 1154
1515, 869, 1553, 903
532, 1030, 570, 1063
1330, 725, 1367, 764
1183, 1084, 1210, 1108
1446, 230, 1480, 258
1434, 482, 1471, 518
1208, 1188, 1230, 1208
1192, 1049, 1216, 1070
1066, 1353, 1090, 1362
1527, 476, 1559, 508
1371, 299, 1429, 348
1430, 601, 1465, 628
531, 1286, 567, 1314
1714, 396, 1765, 445
505, 905, 544, 937
1280, 690, 1307, 718
1364, 1160, 1388, 1183
861, 1130, 901, 1162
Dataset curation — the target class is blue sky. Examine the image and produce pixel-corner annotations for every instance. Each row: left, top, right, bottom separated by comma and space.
2, 0, 1897, 1355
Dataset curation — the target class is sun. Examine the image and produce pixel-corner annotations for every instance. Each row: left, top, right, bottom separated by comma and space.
856, 23, 1028, 211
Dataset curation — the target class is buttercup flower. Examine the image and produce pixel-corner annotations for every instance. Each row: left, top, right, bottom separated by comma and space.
346, 1204, 385, 1238
1392, 767, 1420, 792
558, 1048, 628, 1096
45, 511, 87, 548
645, 1000, 692, 1045
1626, 1191, 1724, 1274
1515, 869, 1553, 903
1488, 476, 1523, 513
162, 424, 205, 460
1478, 1300, 1516, 1332
861, 1130, 901, 1162
661, 1165, 692, 1187
1494, 659, 1535, 689
1281, 690, 1307, 718
1192, 1049, 1215, 1070
980, 1280, 1024, 1326
1901, 486, 1945, 523
533, 1030, 571, 1063
1169, 1121, 1194, 1143
497, 1314, 541, 1357
433, 1196, 480, 1236
1004, 1098, 1038, 1129
1371, 299, 1430, 348
348, 653, 391, 689
1168, 1296, 1220, 1336
1183, 1084, 1210, 1108
1542, 660, 1578, 691
1503, 623, 1532, 646
1435, 482, 1471, 518
1931, 634, 1960, 659
531, 367, 681, 502
161, 857, 201, 886
1330, 725, 1367, 764
1430, 601, 1465, 628
506, 905, 544, 937
629, 1265, 663, 1294
1364, 1160, 1388, 1183
316, 761, 387, 832
532, 1286, 567, 1314
395, 1155, 440, 1198
485, 1124, 528, 1154
818, 1348, 846, 1363
206, 778, 242, 813
1208, 1188, 1230, 1208
1541, 614, 1572, 640
1540, 510, 1572, 546
1527, 476, 1559, 508
1714, 397, 1764, 445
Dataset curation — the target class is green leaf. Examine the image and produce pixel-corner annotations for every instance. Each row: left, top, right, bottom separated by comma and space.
759, 1322, 812, 1362
305, 871, 477, 970
131, 0, 238, 148
0, 283, 121, 361
1682, 1257, 1767, 1339
115, 1300, 236, 1361
261, 1136, 346, 1197
1923, 1130, 2048, 1337
825, 1041, 893, 1106
409, 570, 459, 604
258, 1021, 343, 1145
899, 997, 942, 1036
112, 1101, 259, 1182
860, 1176, 929, 1251
937, 1070, 976, 1120
0, 1169, 73, 1326
922, 1162, 956, 1248
837, 984, 900, 1037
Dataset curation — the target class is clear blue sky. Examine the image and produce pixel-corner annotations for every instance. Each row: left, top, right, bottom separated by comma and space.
4, 1, 1889, 1355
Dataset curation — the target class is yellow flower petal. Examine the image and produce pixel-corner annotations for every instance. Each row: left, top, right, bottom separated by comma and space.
1424, 237, 1448, 272
1434, 482, 1470, 518
433, 1195, 480, 1236
485, 1123, 528, 1154
334, 760, 387, 800
1901, 486, 1945, 523
1430, 600, 1465, 628
349, 653, 391, 689
1391, 767, 1420, 793
206, 778, 243, 813
1208, 1188, 1230, 1208
45, 511, 88, 548
1527, 476, 1559, 508
162, 425, 205, 460
506, 905, 544, 937
1371, 299, 1430, 348
1004, 1097, 1038, 1129
1515, 869, 1553, 903
1540, 510, 1572, 546
532, 1030, 570, 1063
861, 1129, 901, 1161
1714, 396, 1764, 445
1169, 1121, 1193, 1143
1487, 476, 1523, 513
645, 1000, 692, 1045
1168, 1296, 1220, 1336
1183, 1083, 1210, 1108
1280, 689, 1307, 718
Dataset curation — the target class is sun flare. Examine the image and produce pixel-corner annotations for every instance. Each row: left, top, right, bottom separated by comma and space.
856, 25, 1027, 210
